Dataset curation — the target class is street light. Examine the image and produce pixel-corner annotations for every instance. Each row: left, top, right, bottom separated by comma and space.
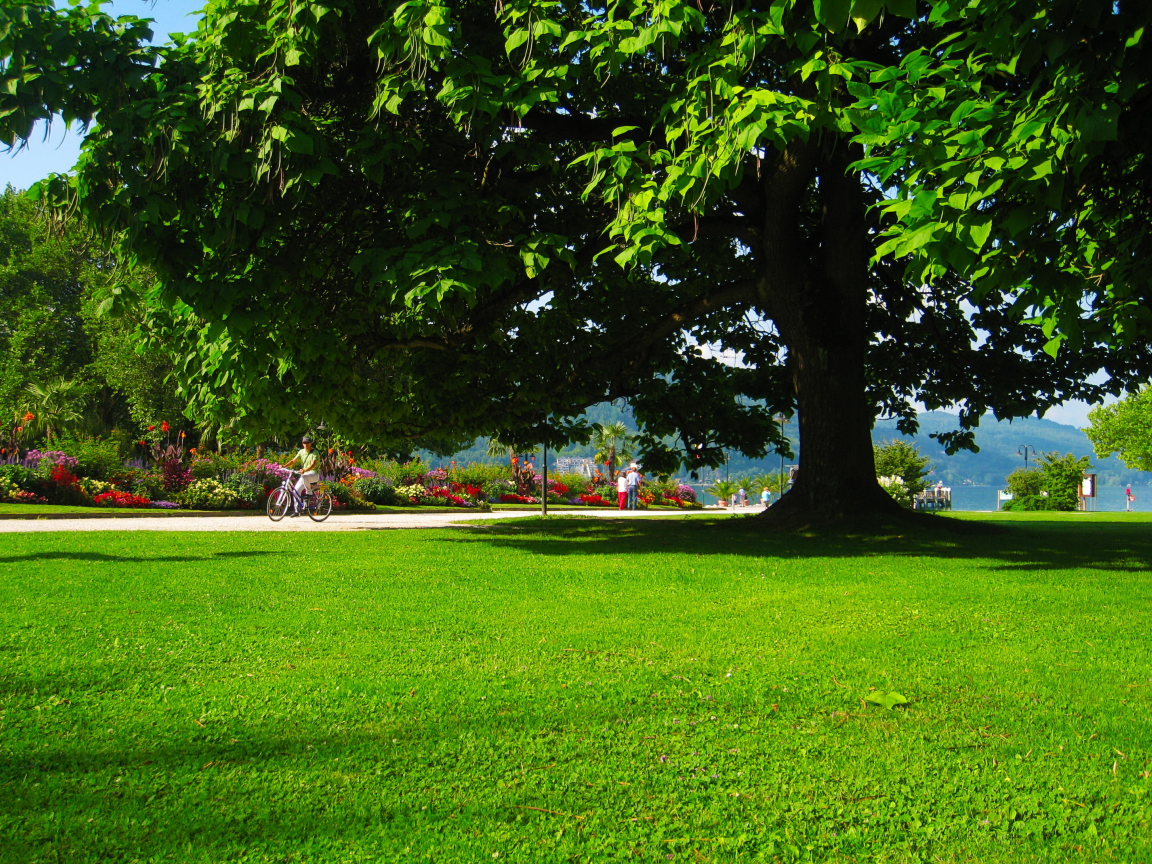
776, 412, 787, 494
1018, 444, 1036, 471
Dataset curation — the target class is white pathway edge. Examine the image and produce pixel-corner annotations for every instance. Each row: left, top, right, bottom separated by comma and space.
0, 506, 767, 533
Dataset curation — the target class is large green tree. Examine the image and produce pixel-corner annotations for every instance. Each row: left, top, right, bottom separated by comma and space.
3, 0, 1151, 522
0, 187, 183, 437
1085, 387, 1152, 472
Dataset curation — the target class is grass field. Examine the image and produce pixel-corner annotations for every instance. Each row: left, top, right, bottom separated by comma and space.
1, 513, 1150, 862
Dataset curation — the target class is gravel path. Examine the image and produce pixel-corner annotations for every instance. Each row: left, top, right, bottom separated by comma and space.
0, 507, 763, 533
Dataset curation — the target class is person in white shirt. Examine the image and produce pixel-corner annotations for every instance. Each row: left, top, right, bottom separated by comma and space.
617, 472, 628, 510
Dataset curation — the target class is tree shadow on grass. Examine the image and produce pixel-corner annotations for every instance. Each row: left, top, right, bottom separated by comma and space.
443, 516, 1152, 575
0, 550, 286, 564
0, 718, 630, 863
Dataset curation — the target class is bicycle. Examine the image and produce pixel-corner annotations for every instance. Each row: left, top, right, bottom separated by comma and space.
266, 470, 333, 523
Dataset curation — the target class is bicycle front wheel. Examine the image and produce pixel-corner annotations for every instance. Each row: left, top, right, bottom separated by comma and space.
308, 490, 333, 522
266, 488, 291, 522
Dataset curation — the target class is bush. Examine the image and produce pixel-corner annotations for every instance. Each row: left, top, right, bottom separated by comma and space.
353, 477, 397, 506
56, 437, 125, 481
1002, 453, 1089, 512
162, 460, 194, 493
93, 490, 151, 508
178, 479, 243, 510
128, 470, 165, 501
222, 474, 265, 508
878, 475, 915, 508
874, 440, 932, 497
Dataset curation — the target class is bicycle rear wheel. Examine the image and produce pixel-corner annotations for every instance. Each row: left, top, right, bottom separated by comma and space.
266, 488, 291, 522
308, 490, 333, 522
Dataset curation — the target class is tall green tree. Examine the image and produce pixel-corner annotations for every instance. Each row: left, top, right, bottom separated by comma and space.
1085, 388, 1152, 472
0, 187, 183, 440
5, 0, 1152, 523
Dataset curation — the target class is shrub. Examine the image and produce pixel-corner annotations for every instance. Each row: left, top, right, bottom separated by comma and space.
1002, 453, 1089, 512
56, 437, 124, 481
878, 475, 915, 508
0, 464, 39, 492
222, 474, 265, 508
162, 461, 194, 493
353, 477, 397, 506
178, 479, 243, 510
78, 477, 114, 498
874, 440, 932, 497
577, 493, 611, 506
394, 483, 427, 503
93, 490, 151, 508
129, 471, 166, 501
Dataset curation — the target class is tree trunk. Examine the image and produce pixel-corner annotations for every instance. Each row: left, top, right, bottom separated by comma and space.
757, 137, 904, 525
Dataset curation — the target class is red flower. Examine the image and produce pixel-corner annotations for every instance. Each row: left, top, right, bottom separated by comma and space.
161, 421, 170, 432
148, 425, 155, 431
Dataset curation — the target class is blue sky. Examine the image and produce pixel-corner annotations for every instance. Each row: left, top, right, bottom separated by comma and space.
0, 0, 1106, 428
1, 0, 204, 192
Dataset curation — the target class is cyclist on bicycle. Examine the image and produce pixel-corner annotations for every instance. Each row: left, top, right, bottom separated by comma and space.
282, 435, 320, 516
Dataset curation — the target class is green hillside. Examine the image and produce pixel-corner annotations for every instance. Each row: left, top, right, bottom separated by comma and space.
423, 405, 1149, 487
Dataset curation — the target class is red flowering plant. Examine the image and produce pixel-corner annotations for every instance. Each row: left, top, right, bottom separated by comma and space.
499, 493, 538, 504
577, 493, 612, 506
94, 490, 151, 508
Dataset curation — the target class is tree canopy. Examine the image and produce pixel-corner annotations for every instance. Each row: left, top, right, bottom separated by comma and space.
1085, 387, 1152, 472
3, 0, 1151, 521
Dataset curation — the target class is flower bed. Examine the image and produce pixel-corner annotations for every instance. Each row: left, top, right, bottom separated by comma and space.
94, 490, 152, 508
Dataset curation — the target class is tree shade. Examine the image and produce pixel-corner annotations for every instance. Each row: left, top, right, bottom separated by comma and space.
3, 0, 1151, 522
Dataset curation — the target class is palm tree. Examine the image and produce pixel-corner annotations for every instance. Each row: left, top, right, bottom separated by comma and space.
591, 422, 633, 481
705, 478, 738, 506
485, 436, 537, 466
23, 378, 87, 442
760, 471, 792, 496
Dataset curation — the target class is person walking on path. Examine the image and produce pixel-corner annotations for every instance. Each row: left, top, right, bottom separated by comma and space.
626, 463, 641, 510
760, 486, 770, 507
1126, 486, 1135, 511
738, 486, 747, 507
617, 472, 628, 510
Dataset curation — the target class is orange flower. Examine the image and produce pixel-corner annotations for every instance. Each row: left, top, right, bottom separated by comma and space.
328, 448, 334, 454
23, 411, 34, 422
179, 431, 185, 438
189, 448, 196, 454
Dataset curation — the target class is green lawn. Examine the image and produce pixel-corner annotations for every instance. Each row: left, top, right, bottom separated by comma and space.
1, 514, 1150, 863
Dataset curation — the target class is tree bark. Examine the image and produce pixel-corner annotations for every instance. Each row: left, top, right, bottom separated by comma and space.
756, 137, 904, 524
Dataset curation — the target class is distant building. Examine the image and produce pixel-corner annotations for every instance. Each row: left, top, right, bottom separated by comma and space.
554, 457, 595, 477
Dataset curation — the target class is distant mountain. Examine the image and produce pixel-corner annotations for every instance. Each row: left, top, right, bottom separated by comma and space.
422, 404, 1149, 487
873, 411, 1140, 487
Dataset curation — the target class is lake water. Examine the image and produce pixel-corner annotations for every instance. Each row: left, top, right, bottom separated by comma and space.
691, 484, 1149, 512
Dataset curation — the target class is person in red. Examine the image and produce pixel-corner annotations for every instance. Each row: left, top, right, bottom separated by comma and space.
1126, 485, 1135, 511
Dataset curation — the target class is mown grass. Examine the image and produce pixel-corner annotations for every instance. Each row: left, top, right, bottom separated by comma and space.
1, 514, 1150, 863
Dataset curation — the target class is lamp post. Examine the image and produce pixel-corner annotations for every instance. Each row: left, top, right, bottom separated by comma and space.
1018, 444, 1036, 471
776, 412, 787, 494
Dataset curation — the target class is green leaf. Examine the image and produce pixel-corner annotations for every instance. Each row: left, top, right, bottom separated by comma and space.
851, 0, 884, 32
886, 0, 916, 18
863, 690, 909, 710
814, 0, 851, 32
505, 29, 529, 56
